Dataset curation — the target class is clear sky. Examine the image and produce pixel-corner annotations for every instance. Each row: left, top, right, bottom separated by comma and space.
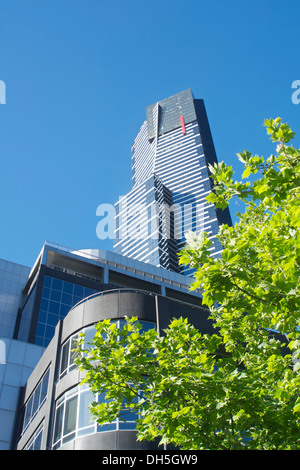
0, 0, 299, 267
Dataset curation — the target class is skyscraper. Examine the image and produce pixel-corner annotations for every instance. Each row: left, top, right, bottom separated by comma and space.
113, 89, 232, 275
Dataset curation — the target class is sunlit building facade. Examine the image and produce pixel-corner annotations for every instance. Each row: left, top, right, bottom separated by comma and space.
0, 242, 212, 450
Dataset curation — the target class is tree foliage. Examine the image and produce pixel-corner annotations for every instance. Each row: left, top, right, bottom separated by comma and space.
75, 118, 300, 449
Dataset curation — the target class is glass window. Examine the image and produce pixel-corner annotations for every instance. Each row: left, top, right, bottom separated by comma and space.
60, 304, 71, 317
43, 276, 52, 288
52, 278, 63, 291
45, 325, 55, 339
52, 382, 142, 449
58, 320, 155, 382
20, 369, 50, 436
58, 325, 96, 380
63, 395, 78, 436
60, 342, 70, 378
53, 403, 64, 446
63, 281, 74, 295
33, 426, 43, 450
61, 292, 72, 305
70, 335, 80, 371
36, 323, 45, 338
50, 289, 61, 302
31, 382, 41, 418
24, 422, 44, 450
48, 300, 60, 314
73, 284, 84, 297
40, 369, 49, 405
36, 276, 98, 347
40, 298, 49, 311
47, 313, 59, 326
78, 388, 94, 429
24, 396, 33, 430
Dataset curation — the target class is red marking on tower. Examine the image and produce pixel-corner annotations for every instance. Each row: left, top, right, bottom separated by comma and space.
180, 116, 186, 135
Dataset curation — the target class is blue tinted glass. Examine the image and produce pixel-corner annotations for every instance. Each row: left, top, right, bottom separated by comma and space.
52, 278, 63, 291
45, 325, 55, 339
50, 289, 61, 302
63, 281, 73, 294
73, 296, 82, 306
40, 370, 49, 403
61, 293, 72, 305
36, 277, 100, 346
43, 276, 52, 288
140, 321, 155, 332
40, 298, 49, 311
97, 423, 116, 432
47, 313, 59, 326
118, 319, 126, 329
42, 287, 51, 299
73, 284, 84, 297
36, 323, 45, 337
84, 288, 95, 297
33, 429, 43, 450
48, 301, 60, 314
60, 304, 71, 317
120, 408, 138, 421
38, 310, 47, 323
119, 422, 136, 430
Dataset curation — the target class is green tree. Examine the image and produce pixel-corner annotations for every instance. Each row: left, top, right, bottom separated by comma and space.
75, 118, 300, 449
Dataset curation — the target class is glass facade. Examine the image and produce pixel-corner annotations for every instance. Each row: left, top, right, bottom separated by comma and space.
20, 368, 50, 437
24, 422, 44, 450
0, 258, 30, 339
35, 276, 97, 347
52, 383, 139, 449
52, 319, 155, 449
59, 320, 155, 380
59, 324, 96, 380
114, 175, 179, 271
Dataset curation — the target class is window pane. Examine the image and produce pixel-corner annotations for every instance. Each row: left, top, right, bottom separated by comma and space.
32, 382, 41, 417
73, 284, 84, 297
49, 289, 61, 302
43, 276, 52, 288
33, 428, 43, 450
48, 301, 60, 314
52, 278, 63, 291
24, 396, 33, 429
70, 335, 79, 367
61, 293, 72, 305
63, 395, 78, 436
97, 423, 116, 432
53, 404, 64, 444
78, 389, 94, 429
60, 341, 70, 376
63, 281, 74, 294
119, 421, 136, 430
62, 432, 75, 444
83, 326, 96, 348
40, 369, 49, 404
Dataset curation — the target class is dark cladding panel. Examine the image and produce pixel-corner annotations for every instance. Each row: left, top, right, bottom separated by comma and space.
146, 89, 197, 140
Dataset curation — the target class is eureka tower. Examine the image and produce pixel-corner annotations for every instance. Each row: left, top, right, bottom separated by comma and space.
113, 89, 232, 275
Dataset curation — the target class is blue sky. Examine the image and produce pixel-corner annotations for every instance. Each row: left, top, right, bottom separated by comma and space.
0, 0, 299, 267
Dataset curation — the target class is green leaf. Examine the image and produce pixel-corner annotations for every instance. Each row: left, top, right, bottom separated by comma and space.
242, 166, 251, 179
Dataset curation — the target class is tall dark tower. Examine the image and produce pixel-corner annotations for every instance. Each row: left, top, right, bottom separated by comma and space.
114, 89, 232, 275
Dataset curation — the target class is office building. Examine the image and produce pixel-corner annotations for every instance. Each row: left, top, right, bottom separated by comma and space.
114, 89, 232, 275
0, 242, 213, 450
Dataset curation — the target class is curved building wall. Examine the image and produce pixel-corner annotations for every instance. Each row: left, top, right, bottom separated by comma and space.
14, 289, 212, 450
